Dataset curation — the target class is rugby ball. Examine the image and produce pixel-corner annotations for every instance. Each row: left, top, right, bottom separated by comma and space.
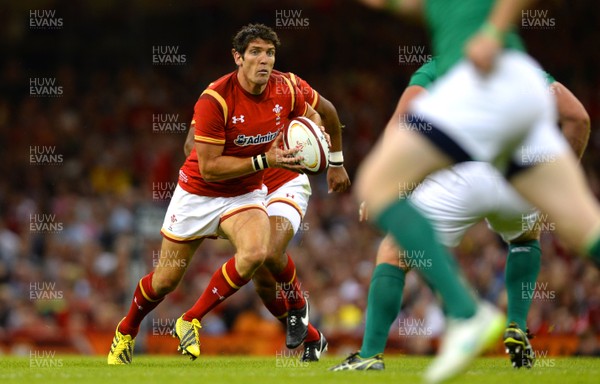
283, 117, 329, 175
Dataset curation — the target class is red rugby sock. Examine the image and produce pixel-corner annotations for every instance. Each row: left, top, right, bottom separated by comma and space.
262, 291, 288, 326
304, 323, 321, 343
272, 254, 306, 310
183, 257, 249, 321
118, 272, 164, 338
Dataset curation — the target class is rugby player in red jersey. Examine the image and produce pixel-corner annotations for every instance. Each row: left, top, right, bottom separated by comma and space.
183, 70, 350, 360
108, 24, 324, 364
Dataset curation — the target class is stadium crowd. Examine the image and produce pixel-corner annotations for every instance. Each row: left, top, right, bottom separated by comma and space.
0, 0, 599, 355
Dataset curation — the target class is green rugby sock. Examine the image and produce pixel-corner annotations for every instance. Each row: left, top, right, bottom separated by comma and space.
375, 199, 476, 319
505, 240, 541, 330
360, 263, 405, 358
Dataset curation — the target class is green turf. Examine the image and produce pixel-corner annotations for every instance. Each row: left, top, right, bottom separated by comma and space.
0, 355, 598, 384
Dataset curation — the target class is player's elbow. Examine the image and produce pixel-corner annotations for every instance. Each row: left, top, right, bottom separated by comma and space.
200, 168, 221, 182
562, 110, 591, 140
183, 140, 194, 157
198, 162, 222, 182
573, 110, 591, 134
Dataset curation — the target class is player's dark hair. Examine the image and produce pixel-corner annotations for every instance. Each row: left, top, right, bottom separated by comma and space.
232, 23, 280, 55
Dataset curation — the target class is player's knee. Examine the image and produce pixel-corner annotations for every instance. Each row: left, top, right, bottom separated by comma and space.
152, 273, 182, 296
379, 236, 398, 257
237, 245, 268, 274
377, 236, 402, 266
262, 249, 287, 272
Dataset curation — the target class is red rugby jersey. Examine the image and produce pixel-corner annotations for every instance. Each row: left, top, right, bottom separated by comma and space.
179, 70, 307, 197
263, 71, 321, 193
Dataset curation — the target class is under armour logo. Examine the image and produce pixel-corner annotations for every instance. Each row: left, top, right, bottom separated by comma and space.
286, 193, 295, 199
273, 104, 282, 114
232, 115, 245, 124
171, 214, 177, 224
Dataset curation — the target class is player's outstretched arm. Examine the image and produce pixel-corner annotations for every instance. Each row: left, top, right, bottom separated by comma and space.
317, 96, 351, 193
552, 81, 590, 159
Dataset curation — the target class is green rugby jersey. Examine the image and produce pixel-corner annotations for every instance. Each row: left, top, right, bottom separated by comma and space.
425, 0, 525, 76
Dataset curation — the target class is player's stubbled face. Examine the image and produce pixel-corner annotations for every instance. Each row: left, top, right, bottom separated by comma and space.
240, 38, 275, 91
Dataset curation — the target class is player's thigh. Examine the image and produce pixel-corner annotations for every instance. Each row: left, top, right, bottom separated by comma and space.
220, 207, 271, 274
356, 125, 453, 216
510, 152, 600, 251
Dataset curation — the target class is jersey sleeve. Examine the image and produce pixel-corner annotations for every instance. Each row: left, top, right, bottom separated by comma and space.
193, 93, 226, 146
289, 82, 308, 118
408, 59, 437, 89
290, 73, 320, 109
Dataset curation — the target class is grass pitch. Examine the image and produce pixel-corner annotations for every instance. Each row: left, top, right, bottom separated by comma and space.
0, 355, 599, 384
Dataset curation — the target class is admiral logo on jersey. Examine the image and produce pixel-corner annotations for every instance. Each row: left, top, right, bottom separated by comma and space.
234, 131, 278, 146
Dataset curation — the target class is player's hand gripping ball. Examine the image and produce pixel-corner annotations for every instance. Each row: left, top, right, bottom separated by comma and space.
282, 117, 330, 175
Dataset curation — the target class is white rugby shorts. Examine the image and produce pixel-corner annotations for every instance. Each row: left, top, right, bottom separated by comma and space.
160, 184, 267, 242
266, 173, 311, 234
411, 51, 569, 173
410, 162, 538, 247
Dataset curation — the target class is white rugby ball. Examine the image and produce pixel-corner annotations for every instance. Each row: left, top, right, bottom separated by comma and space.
283, 117, 329, 175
